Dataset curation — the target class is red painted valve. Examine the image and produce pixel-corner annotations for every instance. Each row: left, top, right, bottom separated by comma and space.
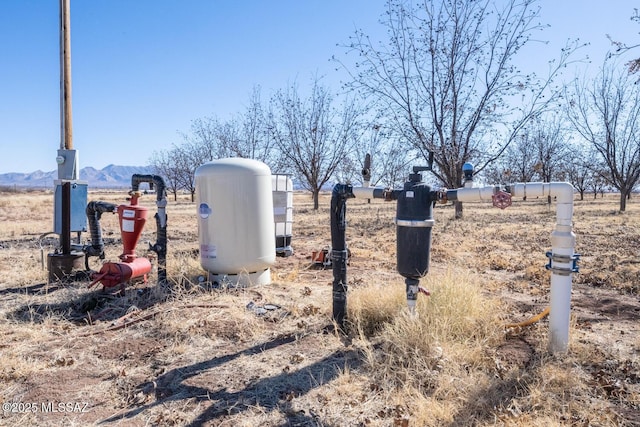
492, 191, 512, 209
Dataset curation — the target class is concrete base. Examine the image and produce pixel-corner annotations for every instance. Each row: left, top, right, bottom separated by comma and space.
47, 251, 85, 283
208, 269, 271, 288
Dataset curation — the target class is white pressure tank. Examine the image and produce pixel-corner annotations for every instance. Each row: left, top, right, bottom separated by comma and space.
272, 174, 294, 257
195, 158, 276, 287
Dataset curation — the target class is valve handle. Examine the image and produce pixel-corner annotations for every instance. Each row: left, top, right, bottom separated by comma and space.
492, 191, 512, 209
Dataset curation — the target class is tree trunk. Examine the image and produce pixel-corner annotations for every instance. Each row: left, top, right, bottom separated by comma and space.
313, 189, 320, 210
619, 191, 627, 212
579, 190, 584, 200
191, 191, 195, 203
454, 201, 463, 219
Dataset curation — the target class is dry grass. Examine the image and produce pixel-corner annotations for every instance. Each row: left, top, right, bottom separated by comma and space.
0, 188, 639, 426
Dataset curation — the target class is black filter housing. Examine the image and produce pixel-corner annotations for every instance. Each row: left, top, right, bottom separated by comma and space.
396, 178, 434, 280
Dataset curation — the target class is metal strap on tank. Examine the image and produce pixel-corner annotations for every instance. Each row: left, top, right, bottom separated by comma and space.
394, 219, 435, 228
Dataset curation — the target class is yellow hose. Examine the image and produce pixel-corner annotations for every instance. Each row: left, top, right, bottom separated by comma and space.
505, 307, 550, 329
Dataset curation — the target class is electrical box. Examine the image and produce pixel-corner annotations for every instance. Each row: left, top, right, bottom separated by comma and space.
54, 180, 88, 234
57, 149, 80, 180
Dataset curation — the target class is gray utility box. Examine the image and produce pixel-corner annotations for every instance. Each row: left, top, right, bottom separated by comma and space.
53, 180, 88, 234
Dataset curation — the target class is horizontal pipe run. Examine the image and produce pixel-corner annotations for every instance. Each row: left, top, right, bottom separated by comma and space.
509, 182, 575, 227
352, 186, 387, 199
509, 182, 574, 203
446, 186, 500, 203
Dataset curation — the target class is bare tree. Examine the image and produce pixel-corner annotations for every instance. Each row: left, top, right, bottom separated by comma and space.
171, 118, 227, 202
564, 147, 595, 201
607, 8, 640, 76
351, 123, 418, 188
221, 86, 278, 167
566, 61, 640, 211
268, 78, 361, 209
375, 138, 419, 188
172, 143, 204, 202
504, 132, 539, 184
339, 0, 581, 218
482, 128, 539, 197
149, 149, 182, 201
184, 117, 224, 161
530, 117, 570, 185
588, 168, 609, 199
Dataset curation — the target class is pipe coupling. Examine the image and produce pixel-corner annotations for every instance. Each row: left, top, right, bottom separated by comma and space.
545, 251, 580, 276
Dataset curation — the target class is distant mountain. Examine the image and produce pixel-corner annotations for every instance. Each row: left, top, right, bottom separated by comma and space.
0, 165, 154, 189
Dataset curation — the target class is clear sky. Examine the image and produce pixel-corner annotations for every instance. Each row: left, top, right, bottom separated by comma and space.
0, 0, 637, 174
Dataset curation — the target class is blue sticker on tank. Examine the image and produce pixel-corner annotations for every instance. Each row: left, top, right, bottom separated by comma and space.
199, 203, 212, 219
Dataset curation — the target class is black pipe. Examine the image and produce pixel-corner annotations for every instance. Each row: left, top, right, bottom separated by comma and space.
131, 174, 167, 204
61, 182, 71, 254
131, 174, 168, 285
330, 184, 354, 331
85, 201, 117, 258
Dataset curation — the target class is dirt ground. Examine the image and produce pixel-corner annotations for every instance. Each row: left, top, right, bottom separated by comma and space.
0, 190, 638, 426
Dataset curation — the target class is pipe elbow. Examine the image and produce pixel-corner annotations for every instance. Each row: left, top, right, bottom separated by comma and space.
131, 174, 167, 202
549, 182, 574, 204
510, 182, 574, 203
85, 201, 117, 217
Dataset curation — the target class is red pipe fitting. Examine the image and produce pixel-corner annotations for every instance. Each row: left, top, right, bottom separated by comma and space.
89, 257, 152, 289
89, 191, 152, 291
118, 192, 148, 262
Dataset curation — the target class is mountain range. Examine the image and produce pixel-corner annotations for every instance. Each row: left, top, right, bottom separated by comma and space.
0, 165, 154, 189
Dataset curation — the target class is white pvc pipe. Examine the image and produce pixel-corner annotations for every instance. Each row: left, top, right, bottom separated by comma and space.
452, 181, 576, 353
454, 186, 499, 203
510, 182, 574, 227
352, 186, 377, 199
512, 182, 576, 353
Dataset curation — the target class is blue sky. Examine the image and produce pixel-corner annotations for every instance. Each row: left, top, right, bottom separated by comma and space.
0, 1, 638, 174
